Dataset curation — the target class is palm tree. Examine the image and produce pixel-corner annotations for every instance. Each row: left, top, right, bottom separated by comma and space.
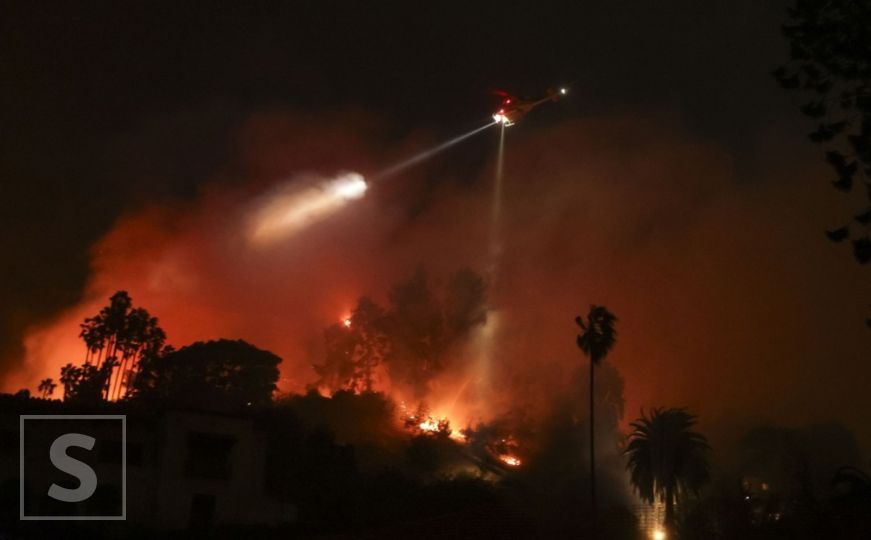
37, 378, 56, 398
59, 363, 81, 400
575, 305, 617, 532
625, 407, 711, 531
78, 291, 167, 401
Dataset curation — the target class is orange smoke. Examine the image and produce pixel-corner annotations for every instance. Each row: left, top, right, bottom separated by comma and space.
4, 110, 869, 451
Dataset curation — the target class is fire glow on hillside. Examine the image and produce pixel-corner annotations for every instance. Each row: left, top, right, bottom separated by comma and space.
403, 407, 469, 443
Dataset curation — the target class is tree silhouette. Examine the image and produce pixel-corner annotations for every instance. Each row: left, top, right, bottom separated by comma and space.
386, 267, 487, 396
58, 359, 117, 404
314, 297, 391, 394
59, 363, 81, 400
110, 306, 166, 400
575, 304, 617, 534
77, 291, 166, 400
348, 297, 391, 392
131, 339, 280, 408
312, 267, 488, 397
443, 267, 487, 341
385, 267, 448, 396
774, 0, 871, 268
314, 320, 361, 393
625, 407, 711, 531
37, 378, 56, 398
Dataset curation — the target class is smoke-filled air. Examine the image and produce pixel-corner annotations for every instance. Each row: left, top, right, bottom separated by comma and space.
4, 3, 871, 533
6, 109, 867, 443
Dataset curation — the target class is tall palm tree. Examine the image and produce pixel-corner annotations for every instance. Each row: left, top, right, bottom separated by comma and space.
576, 305, 617, 532
78, 291, 167, 401
37, 378, 56, 398
625, 407, 711, 530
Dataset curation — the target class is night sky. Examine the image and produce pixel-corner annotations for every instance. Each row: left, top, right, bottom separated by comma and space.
2, 2, 868, 449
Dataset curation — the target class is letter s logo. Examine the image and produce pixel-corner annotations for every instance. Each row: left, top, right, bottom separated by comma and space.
47, 433, 98, 503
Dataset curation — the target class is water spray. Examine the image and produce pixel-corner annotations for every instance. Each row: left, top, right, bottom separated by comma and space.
491, 123, 506, 264
474, 123, 507, 401
246, 120, 498, 246
248, 171, 368, 244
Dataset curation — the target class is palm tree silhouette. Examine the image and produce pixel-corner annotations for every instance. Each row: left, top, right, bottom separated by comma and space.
37, 378, 56, 398
625, 407, 710, 531
575, 305, 617, 534
59, 364, 81, 399
78, 291, 166, 401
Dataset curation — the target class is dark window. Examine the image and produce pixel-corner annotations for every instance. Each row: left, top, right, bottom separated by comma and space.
0, 478, 18, 522
127, 442, 143, 466
189, 493, 216, 529
99, 440, 143, 466
0, 429, 17, 455
185, 431, 236, 480
99, 440, 123, 464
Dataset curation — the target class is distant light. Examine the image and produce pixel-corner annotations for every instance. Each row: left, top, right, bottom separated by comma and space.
493, 112, 511, 125
330, 172, 367, 200
559, 87, 567, 95
652, 529, 667, 540
499, 454, 521, 467
343, 318, 352, 328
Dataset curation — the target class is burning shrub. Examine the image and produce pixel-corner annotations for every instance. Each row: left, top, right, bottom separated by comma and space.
403, 402, 455, 439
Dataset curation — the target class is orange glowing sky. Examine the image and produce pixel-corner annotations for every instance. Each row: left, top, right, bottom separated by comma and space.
3, 110, 869, 452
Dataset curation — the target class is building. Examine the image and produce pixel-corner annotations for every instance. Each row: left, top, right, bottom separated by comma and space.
0, 395, 295, 531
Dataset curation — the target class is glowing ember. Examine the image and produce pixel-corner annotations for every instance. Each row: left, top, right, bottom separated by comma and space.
418, 417, 442, 433
499, 454, 521, 467
402, 404, 468, 442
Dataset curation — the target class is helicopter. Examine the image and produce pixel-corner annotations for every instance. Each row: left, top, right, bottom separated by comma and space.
492, 87, 568, 126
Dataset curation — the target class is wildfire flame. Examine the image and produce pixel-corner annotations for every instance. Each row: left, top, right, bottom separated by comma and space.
491, 436, 522, 468
418, 416, 443, 433
499, 454, 521, 467
414, 414, 468, 442
402, 404, 468, 443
